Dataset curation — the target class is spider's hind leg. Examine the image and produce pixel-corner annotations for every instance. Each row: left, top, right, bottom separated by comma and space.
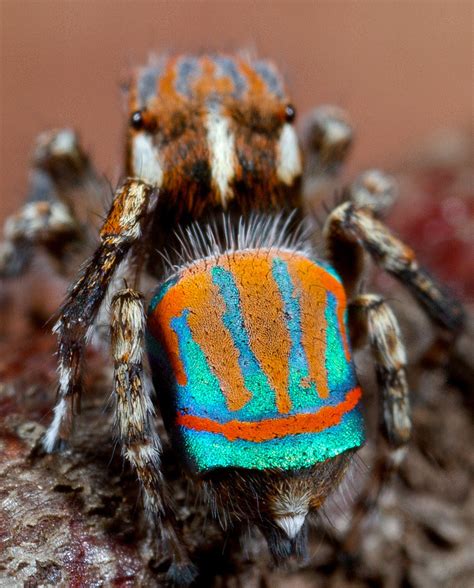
111, 288, 197, 585
323, 187, 465, 332
349, 294, 410, 448
342, 293, 410, 558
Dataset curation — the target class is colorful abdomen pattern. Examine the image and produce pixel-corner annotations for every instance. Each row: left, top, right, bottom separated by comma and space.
147, 250, 365, 473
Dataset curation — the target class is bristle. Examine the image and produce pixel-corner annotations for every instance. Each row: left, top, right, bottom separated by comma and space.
162, 211, 313, 279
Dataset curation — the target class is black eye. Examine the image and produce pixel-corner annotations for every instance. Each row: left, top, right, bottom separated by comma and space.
130, 110, 144, 130
284, 103, 296, 123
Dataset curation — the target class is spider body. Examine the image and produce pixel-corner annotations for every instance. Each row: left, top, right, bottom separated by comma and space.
0, 53, 464, 585
145, 244, 365, 549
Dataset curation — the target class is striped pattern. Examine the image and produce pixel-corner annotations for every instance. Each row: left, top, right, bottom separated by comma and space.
146, 250, 365, 472
129, 54, 302, 216
136, 55, 285, 108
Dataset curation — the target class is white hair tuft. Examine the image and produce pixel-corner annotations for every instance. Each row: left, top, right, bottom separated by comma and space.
161, 211, 314, 279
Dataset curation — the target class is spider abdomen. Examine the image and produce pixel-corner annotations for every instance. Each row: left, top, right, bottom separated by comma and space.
146, 249, 365, 473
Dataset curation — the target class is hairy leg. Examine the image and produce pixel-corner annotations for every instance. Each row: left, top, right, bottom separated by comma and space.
343, 293, 409, 556
0, 129, 108, 278
110, 288, 196, 584
301, 106, 353, 207
346, 169, 398, 217
33, 128, 109, 231
43, 178, 156, 452
0, 199, 78, 277
349, 293, 410, 446
323, 198, 464, 331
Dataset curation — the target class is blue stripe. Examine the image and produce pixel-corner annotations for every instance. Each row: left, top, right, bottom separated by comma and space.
175, 56, 201, 97
137, 63, 164, 107
271, 258, 321, 412
211, 266, 279, 420
213, 55, 247, 98
253, 60, 284, 98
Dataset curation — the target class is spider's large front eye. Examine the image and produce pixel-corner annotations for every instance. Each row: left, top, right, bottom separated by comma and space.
130, 110, 145, 130
284, 103, 296, 123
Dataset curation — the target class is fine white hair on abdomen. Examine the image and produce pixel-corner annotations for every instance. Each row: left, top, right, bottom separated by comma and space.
161, 212, 314, 279
205, 109, 236, 208
132, 133, 164, 187
276, 123, 302, 185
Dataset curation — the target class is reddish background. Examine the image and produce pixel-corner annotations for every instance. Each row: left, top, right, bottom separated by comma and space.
0, 1, 472, 223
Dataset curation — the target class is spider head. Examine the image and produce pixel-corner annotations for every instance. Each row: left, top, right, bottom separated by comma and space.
127, 54, 302, 217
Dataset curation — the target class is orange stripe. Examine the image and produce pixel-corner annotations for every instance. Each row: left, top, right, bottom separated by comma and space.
287, 255, 351, 363
159, 57, 179, 99
237, 58, 266, 97
191, 57, 235, 98
288, 262, 329, 398
176, 387, 362, 442
149, 270, 252, 410
228, 255, 292, 414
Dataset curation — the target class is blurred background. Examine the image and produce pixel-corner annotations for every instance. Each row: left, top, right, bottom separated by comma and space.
1, 1, 472, 222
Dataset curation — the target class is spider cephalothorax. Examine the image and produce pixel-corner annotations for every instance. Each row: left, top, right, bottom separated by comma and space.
0, 53, 464, 585
127, 54, 302, 222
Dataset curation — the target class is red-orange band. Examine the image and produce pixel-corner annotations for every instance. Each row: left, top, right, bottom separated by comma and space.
176, 387, 362, 442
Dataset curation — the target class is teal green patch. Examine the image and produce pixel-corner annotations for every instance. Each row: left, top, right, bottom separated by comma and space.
180, 410, 365, 471
149, 276, 177, 314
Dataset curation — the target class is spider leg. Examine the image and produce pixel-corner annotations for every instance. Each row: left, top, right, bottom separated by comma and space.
0, 199, 79, 277
301, 106, 353, 207
343, 293, 409, 557
110, 288, 197, 585
323, 199, 464, 332
42, 178, 156, 452
349, 294, 410, 446
346, 169, 398, 218
0, 129, 108, 278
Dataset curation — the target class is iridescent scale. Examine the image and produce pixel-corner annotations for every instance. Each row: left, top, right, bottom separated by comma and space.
146, 250, 365, 472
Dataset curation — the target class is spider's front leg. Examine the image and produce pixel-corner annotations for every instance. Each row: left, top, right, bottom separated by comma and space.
0, 129, 106, 278
0, 198, 78, 277
111, 289, 196, 585
301, 106, 353, 206
43, 178, 156, 452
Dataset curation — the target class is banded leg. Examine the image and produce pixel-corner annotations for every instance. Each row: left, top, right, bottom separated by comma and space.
33, 129, 111, 239
301, 106, 353, 206
349, 294, 410, 446
323, 200, 465, 331
347, 169, 398, 218
343, 293, 409, 555
111, 289, 196, 585
42, 179, 156, 452
0, 129, 107, 278
0, 199, 79, 277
